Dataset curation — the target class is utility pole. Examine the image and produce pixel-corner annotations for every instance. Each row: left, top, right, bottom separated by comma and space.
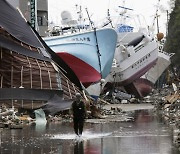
156, 13, 160, 34
166, 10, 169, 36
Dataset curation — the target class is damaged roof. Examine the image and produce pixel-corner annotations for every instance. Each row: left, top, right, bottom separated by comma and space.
0, 0, 83, 110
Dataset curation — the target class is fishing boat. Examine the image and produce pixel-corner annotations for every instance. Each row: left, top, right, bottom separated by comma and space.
112, 28, 158, 86
117, 2, 174, 98
125, 39, 174, 97
44, 11, 117, 88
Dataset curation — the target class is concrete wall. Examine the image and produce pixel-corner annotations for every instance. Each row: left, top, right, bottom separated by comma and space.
19, 0, 31, 21
37, 0, 48, 36
37, 10, 48, 36
6, 0, 48, 37
37, 0, 48, 11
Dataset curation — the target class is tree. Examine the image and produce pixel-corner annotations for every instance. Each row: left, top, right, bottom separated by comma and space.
165, 0, 180, 69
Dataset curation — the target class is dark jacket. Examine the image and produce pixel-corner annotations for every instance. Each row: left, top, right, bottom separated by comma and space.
72, 100, 86, 120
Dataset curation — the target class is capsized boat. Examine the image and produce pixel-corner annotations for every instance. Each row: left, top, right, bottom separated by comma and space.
125, 39, 174, 98
112, 28, 158, 86
44, 28, 117, 88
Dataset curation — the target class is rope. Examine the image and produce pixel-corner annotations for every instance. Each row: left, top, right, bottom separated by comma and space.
93, 28, 102, 78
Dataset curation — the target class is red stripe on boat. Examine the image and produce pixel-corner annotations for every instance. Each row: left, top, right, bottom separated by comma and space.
56, 52, 101, 87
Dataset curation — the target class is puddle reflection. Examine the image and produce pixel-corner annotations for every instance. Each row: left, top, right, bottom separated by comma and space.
73, 140, 101, 154
74, 141, 84, 154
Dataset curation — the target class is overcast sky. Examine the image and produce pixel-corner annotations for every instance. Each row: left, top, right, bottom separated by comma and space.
48, 0, 171, 34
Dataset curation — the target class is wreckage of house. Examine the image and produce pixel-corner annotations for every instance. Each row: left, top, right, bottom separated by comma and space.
0, 0, 82, 110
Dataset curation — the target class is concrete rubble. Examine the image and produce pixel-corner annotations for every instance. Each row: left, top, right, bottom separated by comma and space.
0, 104, 35, 129
152, 82, 180, 150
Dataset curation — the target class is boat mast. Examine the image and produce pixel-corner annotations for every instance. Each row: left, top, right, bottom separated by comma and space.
166, 10, 169, 36
85, 8, 94, 29
156, 9, 160, 34
105, 0, 114, 28
153, 0, 161, 34
107, 9, 114, 28
76, 4, 83, 25
116, 0, 133, 30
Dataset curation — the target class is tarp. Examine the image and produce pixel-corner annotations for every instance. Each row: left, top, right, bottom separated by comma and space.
43, 94, 73, 115
117, 24, 134, 33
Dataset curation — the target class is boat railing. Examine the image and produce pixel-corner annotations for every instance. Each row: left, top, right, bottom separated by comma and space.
169, 53, 175, 57
49, 24, 91, 36
157, 39, 175, 58
159, 49, 175, 57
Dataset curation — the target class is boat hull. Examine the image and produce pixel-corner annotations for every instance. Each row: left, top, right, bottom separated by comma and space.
142, 51, 172, 84
44, 28, 117, 87
57, 52, 101, 87
124, 78, 154, 98
126, 51, 173, 97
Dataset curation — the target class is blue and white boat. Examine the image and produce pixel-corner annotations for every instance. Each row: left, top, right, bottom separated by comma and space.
44, 28, 117, 88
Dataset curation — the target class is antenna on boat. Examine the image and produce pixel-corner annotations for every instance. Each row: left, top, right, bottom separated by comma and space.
152, 0, 161, 34
101, 9, 114, 28
76, 4, 83, 24
107, 9, 114, 28
117, 0, 133, 25
154, 10, 160, 34
103, 0, 114, 28
85, 8, 94, 29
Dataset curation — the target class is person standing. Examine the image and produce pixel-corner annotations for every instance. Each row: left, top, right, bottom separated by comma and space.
71, 93, 86, 136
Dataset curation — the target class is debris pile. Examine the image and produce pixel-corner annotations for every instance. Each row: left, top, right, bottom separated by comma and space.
153, 83, 180, 150
0, 104, 36, 129
0, 105, 22, 129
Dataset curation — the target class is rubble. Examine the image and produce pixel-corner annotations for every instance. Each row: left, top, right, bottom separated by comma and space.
0, 104, 35, 129
152, 82, 180, 150
0, 79, 179, 151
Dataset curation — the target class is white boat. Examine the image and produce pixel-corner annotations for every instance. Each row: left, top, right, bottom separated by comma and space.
112, 29, 158, 86
87, 27, 158, 98
125, 39, 174, 97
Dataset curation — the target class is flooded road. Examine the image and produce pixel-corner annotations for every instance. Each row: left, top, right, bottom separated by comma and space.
0, 108, 179, 154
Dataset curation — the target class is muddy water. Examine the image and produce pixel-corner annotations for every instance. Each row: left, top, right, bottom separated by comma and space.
0, 109, 179, 154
